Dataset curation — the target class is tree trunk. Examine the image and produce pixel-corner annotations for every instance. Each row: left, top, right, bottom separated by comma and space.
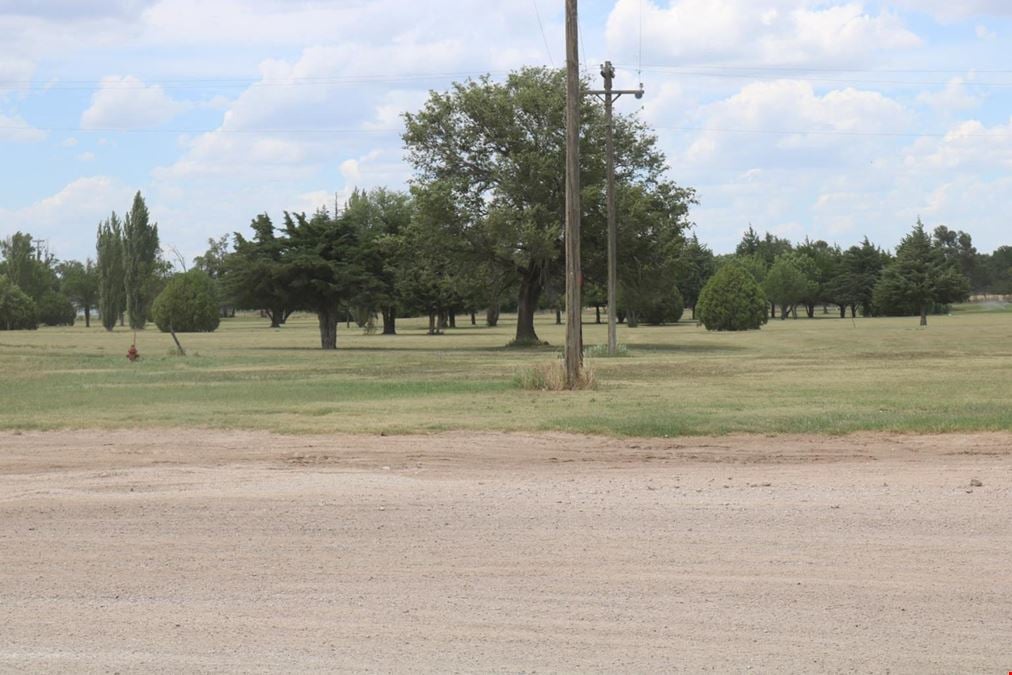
595, 304, 601, 324
555, 308, 562, 325
838, 305, 846, 318
850, 305, 857, 318
84, 307, 91, 328
381, 306, 396, 335
470, 311, 476, 326
448, 311, 456, 329
438, 310, 448, 332
806, 303, 815, 318
691, 304, 696, 321
119, 312, 125, 327
317, 307, 338, 349
780, 305, 787, 320
770, 304, 776, 319
920, 305, 928, 326
515, 268, 544, 344
428, 312, 437, 335
486, 305, 499, 327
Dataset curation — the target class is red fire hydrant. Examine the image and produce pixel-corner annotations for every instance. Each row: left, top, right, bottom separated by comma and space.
126, 333, 139, 362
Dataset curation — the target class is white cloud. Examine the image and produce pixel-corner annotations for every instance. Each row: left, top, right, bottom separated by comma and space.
81, 75, 190, 129
77, 151, 96, 162
904, 118, 1012, 170
607, 0, 920, 67
681, 80, 909, 165
916, 77, 981, 111
0, 176, 135, 258
895, 1, 1012, 21
0, 113, 46, 142
975, 24, 997, 40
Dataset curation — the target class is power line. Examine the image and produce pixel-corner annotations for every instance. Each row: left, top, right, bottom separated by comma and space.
657, 125, 1007, 139
0, 70, 513, 91
0, 122, 1005, 139
531, 0, 554, 67
0, 124, 401, 135
618, 64, 1012, 87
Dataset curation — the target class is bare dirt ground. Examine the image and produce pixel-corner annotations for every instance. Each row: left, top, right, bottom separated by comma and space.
1, 429, 1010, 673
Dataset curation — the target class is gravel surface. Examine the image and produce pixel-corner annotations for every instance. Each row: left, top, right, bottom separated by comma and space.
1, 429, 1010, 673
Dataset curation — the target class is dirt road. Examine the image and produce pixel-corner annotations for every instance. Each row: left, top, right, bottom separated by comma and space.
1, 429, 1010, 673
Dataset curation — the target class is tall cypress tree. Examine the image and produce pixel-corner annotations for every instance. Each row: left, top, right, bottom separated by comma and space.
96, 213, 126, 331
122, 191, 160, 329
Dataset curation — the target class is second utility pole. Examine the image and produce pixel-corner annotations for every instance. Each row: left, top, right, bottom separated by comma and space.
590, 61, 643, 356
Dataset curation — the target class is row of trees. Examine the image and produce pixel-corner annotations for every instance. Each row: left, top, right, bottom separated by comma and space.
0, 232, 94, 329
218, 68, 695, 348
715, 221, 992, 327
2, 67, 1008, 340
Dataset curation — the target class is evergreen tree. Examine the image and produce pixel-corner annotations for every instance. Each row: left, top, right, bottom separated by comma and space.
697, 262, 768, 331
122, 191, 160, 329
96, 213, 126, 331
873, 221, 969, 326
224, 214, 295, 327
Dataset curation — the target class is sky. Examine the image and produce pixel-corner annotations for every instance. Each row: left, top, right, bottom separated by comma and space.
1, 0, 1010, 265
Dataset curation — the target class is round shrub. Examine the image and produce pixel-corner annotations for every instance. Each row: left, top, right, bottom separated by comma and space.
697, 262, 768, 331
0, 275, 38, 331
152, 270, 220, 333
37, 291, 76, 326
624, 286, 685, 326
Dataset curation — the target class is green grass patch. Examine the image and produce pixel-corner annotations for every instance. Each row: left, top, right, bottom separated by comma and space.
1, 306, 1009, 436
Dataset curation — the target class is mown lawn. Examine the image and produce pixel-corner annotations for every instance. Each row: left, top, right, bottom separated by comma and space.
1, 304, 1010, 436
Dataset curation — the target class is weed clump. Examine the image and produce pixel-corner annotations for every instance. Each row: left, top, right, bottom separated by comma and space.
514, 360, 596, 391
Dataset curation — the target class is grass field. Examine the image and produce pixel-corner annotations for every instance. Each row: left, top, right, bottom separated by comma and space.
1, 305, 1010, 436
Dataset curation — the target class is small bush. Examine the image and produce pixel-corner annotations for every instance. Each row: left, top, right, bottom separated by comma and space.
514, 360, 596, 391
152, 270, 220, 333
697, 262, 768, 331
0, 275, 38, 331
37, 291, 76, 326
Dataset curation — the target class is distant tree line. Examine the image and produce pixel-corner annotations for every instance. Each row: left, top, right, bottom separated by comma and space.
2, 68, 1009, 339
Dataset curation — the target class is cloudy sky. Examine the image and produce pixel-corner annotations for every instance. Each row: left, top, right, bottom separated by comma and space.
1, 0, 1010, 264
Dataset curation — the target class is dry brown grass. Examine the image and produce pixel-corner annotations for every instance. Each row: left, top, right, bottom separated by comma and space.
513, 359, 596, 391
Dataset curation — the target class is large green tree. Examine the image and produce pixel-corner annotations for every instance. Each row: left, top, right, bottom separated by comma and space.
122, 191, 161, 329
0, 232, 57, 302
825, 237, 889, 318
341, 188, 413, 335
873, 221, 969, 325
762, 254, 817, 320
59, 259, 99, 328
403, 66, 693, 345
282, 209, 364, 349
224, 214, 294, 327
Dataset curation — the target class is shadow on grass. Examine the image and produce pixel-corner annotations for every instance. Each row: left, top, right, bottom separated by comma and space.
628, 342, 745, 353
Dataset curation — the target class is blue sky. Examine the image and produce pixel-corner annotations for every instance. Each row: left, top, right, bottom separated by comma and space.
1, 0, 1010, 264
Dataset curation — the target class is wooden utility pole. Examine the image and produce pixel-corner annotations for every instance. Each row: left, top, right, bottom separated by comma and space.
590, 61, 643, 355
564, 0, 583, 387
